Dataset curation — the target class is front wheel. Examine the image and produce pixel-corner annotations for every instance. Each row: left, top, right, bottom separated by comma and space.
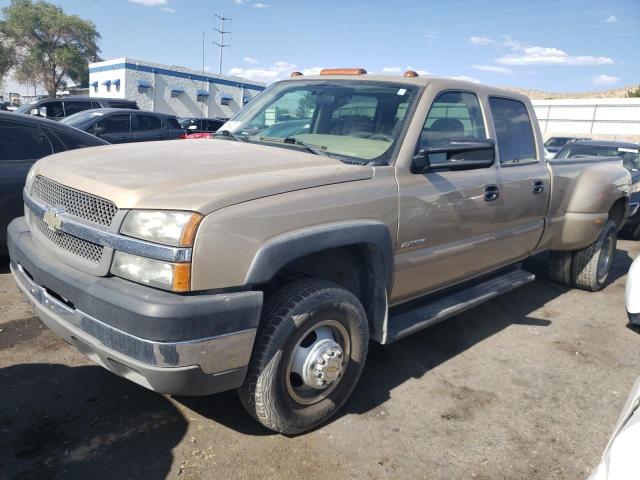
239, 279, 369, 434
571, 220, 618, 291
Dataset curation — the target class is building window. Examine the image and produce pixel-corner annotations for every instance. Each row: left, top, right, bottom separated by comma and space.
197, 90, 209, 103
220, 94, 233, 106
171, 88, 185, 98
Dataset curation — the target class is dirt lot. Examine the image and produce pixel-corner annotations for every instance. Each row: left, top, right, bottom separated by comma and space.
1, 241, 638, 480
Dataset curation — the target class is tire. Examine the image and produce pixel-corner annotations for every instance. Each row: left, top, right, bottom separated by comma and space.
239, 279, 369, 434
548, 251, 573, 286
571, 220, 618, 292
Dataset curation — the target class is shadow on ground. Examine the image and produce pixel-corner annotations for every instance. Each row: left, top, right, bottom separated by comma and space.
0, 364, 187, 480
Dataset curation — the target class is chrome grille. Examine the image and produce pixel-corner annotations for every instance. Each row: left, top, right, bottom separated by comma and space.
32, 176, 118, 226
31, 215, 104, 263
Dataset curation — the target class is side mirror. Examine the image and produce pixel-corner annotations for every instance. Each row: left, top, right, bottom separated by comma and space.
94, 126, 106, 136
411, 138, 495, 173
187, 125, 197, 130
38, 107, 47, 117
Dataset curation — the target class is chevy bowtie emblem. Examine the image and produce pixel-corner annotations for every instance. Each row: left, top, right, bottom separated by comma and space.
43, 207, 65, 231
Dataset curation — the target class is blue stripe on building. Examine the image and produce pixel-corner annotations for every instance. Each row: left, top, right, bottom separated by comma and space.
89, 63, 266, 92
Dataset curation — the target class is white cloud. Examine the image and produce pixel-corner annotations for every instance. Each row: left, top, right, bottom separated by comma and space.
233, 0, 244, 3
243, 56, 259, 65
472, 36, 614, 67
426, 31, 436, 42
228, 61, 297, 83
129, 0, 168, 6
302, 67, 323, 75
606, 15, 618, 23
451, 75, 480, 83
471, 64, 513, 75
253, 2, 269, 8
592, 74, 619, 86
382, 67, 402, 73
469, 36, 493, 45
160, 7, 174, 12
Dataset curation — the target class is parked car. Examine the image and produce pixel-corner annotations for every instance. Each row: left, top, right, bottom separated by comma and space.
178, 117, 227, 138
61, 109, 184, 143
14, 96, 138, 120
556, 140, 640, 239
7, 71, 630, 434
626, 255, 639, 325
0, 111, 108, 255
544, 136, 587, 159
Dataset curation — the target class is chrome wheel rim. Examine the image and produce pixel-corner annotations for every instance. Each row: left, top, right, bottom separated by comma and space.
597, 235, 614, 283
285, 319, 350, 405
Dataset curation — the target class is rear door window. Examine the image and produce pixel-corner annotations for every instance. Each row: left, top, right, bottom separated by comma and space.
0, 121, 53, 160
98, 114, 131, 133
165, 117, 182, 130
489, 97, 537, 164
63, 101, 92, 117
136, 114, 162, 131
110, 101, 137, 109
420, 91, 486, 148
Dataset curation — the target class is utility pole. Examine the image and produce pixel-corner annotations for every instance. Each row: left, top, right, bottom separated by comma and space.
213, 10, 231, 75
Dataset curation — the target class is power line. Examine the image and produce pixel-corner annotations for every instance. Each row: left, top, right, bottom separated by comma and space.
213, 10, 231, 75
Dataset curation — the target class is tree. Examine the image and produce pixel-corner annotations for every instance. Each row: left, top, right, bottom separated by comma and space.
1, 0, 101, 97
626, 86, 640, 98
0, 31, 14, 90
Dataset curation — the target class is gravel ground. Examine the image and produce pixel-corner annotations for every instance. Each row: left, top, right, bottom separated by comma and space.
0, 241, 638, 480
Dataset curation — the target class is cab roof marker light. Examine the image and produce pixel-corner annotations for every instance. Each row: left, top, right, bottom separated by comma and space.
319, 68, 367, 76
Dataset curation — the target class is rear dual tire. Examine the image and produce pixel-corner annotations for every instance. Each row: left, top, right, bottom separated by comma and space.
548, 220, 618, 292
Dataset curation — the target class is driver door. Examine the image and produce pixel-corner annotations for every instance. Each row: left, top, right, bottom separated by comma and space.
393, 90, 502, 303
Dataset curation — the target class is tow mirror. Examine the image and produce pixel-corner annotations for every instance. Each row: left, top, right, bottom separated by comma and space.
412, 138, 495, 173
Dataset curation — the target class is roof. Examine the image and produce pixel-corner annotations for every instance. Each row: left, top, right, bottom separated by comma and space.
572, 140, 640, 149
0, 111, 108, 144
32, 96, 137, 102
79, 108, 174, 117
284, 73, 531, 103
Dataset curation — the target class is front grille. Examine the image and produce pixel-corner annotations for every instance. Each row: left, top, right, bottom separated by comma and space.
32, 176, 118, 226
31, 215, 104, 264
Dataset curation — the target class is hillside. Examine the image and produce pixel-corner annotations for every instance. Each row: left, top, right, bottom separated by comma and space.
501, 85, 640, 100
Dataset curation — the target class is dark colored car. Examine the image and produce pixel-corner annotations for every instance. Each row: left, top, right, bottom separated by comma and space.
61, 109, 184, 144
556, 140, 640, 239
544, 136, 589, 158
15, 96, 139, 120
177, 117, 227, 138
0, 111, 108, 254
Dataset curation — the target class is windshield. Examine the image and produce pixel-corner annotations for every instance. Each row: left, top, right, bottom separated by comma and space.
544, 137, 571, 148
15, 101, 38, 114
557, 143, 640, 171
219, 80, 419, 164
61, 110, 102, 127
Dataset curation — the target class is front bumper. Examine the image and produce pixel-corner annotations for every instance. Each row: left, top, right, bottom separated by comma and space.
8, 217, 264, 396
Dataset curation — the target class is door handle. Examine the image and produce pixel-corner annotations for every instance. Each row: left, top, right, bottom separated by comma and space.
484, 185, 500, 202
533, 181, 545, 195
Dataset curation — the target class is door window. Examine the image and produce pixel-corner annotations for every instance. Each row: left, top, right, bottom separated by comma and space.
98, 114, 131, 133
489, 97, 537, 164
136, 114, 162, 131
44, 101, 65, 119
420, 91, 486, 148
63, 101, 92, 117
49, 129, 100, 151
0, 121, 53, 160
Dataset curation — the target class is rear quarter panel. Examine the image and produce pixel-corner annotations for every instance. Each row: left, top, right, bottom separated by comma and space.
540, 158, 630, 250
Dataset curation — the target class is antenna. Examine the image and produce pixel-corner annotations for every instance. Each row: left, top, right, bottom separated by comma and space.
213, 10, 231, 75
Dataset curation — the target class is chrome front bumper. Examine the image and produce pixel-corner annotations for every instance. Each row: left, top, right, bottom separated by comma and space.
12, 261, 256, 395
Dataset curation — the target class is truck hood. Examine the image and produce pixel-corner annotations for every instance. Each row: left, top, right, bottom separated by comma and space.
32, 140, 374, 214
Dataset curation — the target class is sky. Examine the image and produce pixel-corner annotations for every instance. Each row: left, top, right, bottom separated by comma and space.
1, 0, 639, 95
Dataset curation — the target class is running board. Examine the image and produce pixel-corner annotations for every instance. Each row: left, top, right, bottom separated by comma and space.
386, 269, 535, 343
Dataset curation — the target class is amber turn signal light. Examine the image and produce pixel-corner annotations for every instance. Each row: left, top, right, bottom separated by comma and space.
290, 71, 304, 77
403, 70, 419, 77
319, 68, 367, 76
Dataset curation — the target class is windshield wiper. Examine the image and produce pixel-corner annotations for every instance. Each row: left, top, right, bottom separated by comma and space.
213, 129, 248, 142
283, 137, 329, 157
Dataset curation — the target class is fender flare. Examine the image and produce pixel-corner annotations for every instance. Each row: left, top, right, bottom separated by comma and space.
243, 220, 394, 290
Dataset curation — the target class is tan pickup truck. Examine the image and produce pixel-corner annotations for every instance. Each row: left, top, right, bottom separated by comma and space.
8, 69, 631, 434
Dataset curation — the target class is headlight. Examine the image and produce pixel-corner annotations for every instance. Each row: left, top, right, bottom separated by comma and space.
121, 210, 203, 246
111, 251, 191, 291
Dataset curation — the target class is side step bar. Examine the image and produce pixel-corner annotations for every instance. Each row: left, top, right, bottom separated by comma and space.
386, 268, 535, 343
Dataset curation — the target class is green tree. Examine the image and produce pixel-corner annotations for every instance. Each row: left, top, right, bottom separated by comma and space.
1, 0, 101, 97
626, 86, 640, 98
0, 31, 14, 90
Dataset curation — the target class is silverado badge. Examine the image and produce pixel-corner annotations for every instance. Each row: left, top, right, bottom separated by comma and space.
43, 207, 64, 231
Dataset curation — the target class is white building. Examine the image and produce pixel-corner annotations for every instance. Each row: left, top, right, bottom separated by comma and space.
532, 98, 640, 142
88, 57, 266, 118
